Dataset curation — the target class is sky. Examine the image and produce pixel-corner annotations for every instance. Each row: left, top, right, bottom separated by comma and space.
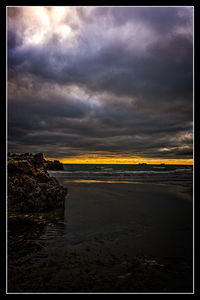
7, 6, 193, 164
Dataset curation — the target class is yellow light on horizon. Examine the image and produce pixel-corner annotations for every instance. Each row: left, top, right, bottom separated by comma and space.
45, 155, 193, 165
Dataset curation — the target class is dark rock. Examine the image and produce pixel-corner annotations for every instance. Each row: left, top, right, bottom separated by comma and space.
45, 159, 64, 171
7, 153, 67, 212
8, 160, 34, 176
33, 153, 45, 167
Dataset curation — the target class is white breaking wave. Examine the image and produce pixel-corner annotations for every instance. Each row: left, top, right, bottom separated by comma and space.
48, 168, 192, 176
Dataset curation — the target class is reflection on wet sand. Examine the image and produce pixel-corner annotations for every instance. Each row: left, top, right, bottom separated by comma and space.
65, 179, 144, 184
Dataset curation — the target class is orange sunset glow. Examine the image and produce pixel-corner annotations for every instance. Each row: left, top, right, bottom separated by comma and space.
46, 155, 193, 165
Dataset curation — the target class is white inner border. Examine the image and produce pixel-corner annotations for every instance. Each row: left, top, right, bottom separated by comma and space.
6, 5, 195, 295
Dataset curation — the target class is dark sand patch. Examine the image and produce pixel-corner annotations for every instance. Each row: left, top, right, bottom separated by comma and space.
8, 181, 193, 293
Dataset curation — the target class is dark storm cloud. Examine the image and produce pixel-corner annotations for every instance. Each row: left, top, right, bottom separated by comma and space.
76, 7, 192, 33
8, 89, 193, 159
106, 7, 192, 34
7, 27, 22, 49
7, 7, 193, 160
8, 26, 193, 107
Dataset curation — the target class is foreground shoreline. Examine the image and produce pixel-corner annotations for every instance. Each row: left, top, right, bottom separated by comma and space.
8, 234, 193, 293
8, 178, 193, 293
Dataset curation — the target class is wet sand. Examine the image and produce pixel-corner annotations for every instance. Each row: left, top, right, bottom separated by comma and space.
8, 181, 193, 293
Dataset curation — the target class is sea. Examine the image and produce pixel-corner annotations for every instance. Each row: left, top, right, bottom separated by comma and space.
48, 164, 193, 184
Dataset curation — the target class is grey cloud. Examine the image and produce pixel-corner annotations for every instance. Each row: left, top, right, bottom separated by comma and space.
108, 7, 192, 34
8, 28, 192, 103
8, 91, 193, 160
7, 7, 193, 160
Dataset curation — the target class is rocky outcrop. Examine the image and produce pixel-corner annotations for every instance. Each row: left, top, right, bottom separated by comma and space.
45, 159, 64, 171
8, 153, 67, 212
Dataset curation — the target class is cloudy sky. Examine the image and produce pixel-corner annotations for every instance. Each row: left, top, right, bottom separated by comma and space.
7, 6, 193, 164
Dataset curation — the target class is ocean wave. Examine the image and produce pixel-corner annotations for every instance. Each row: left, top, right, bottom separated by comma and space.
48, 168, 192, 176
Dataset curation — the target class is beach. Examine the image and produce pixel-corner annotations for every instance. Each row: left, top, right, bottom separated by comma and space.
8, 169, 193, 293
